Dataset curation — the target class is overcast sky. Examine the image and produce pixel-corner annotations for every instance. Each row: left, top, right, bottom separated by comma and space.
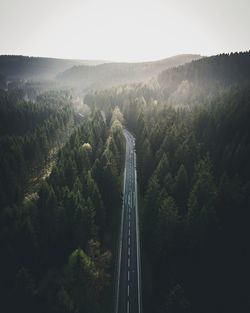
0, 0, 249, 62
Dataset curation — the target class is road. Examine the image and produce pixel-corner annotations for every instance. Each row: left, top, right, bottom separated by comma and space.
115, 129, 142, 313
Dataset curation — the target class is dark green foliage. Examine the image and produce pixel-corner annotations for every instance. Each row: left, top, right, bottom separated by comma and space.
0, 90, 74, 209
0, 87, 125, 313
136, 88, 250, 313
158, 51, 250, 103
0, 73, 7, 89
174, 164, 189, 215
2, 50, 250, 313
59, 249, 98, 313
160, 284, 190, 313
84, 52, 250, 312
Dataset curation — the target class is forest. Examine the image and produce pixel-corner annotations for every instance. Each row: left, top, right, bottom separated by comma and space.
0, 86, 125, 312
1, 50, 250, 313
85, 51, 250, 313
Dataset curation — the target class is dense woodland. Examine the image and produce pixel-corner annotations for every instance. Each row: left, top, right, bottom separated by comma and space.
1, 51, 250, 313
85, 51, 250, 313
0, 86, 125, 312
0, 90, 75, 209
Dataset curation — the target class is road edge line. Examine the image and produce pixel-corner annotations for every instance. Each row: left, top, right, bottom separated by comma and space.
134, 149, 142, 313
114, 130, 127, 313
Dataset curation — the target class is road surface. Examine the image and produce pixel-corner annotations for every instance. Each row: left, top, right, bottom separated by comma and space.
115, 129, 142, 313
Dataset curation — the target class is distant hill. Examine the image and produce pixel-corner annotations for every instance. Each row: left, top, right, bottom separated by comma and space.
58, 54, 202, 90
0, 55, 106, 80
157, 51, 250, 103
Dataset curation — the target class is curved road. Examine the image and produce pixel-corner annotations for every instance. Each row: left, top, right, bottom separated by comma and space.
115, 129, 142, 313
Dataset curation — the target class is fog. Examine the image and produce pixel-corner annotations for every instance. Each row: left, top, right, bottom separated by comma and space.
0, 0, 250, 61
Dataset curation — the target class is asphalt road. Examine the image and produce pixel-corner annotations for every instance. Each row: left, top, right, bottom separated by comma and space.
115, 129, 142, 313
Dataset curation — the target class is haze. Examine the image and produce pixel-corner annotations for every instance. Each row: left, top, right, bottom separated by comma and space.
0, 0, 249, 62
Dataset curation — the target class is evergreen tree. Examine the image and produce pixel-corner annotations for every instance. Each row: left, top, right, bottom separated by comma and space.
174, 164, 189, 215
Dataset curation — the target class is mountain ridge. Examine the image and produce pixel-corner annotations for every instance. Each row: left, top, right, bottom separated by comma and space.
58, 54, 202, 90
0, 55, 107, 80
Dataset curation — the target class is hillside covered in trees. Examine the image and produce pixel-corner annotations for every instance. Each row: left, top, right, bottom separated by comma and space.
0, 82, 126, 312
157, 51, 250, 104
0, 56, 105, 81
0, 54, 201, 100
1, 50, 250, 313
57, 54, 202, 90
0, 89, 76, 208
85, 51, 250, 313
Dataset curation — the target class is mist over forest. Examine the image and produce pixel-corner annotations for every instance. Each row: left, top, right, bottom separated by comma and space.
1, 37, 250, 313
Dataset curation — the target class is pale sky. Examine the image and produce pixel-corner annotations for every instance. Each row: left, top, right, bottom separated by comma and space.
0, 0, 249, 62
